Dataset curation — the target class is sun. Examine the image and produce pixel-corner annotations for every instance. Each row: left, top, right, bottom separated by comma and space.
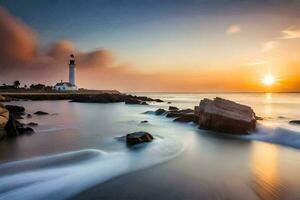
262, 74, 275, 86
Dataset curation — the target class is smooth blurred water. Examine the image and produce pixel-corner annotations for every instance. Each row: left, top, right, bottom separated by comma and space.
0, 93, 299, 200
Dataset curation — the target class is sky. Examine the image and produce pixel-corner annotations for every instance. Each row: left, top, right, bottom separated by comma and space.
1, 0, 300, 92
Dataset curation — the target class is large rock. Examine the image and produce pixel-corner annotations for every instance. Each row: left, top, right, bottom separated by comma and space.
126, 131, 154, 146
195, 97, 256, 134
0, 104, 35, 138
0, 103, 9, 139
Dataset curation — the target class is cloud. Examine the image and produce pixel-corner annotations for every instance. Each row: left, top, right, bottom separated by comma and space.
281, 26, 300, 39
261, 41, 278, 52
0, 6, 160, 91
226, 25, 241, 35
0, 7, 37, 67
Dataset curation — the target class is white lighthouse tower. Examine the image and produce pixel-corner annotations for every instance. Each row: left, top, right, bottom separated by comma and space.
69, 54, 76, 86
53, 54, 78, 91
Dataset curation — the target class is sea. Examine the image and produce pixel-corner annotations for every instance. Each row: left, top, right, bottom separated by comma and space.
0, 93, 299, 200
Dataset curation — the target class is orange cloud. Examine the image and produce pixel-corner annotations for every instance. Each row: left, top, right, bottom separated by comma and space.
226, 25, 241, 35
0, 7, 36, 67
281, 26, 300, 39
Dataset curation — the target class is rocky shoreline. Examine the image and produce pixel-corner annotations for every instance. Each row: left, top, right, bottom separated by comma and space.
146, 97, 258, 135
4, 94, 299, 144
0, 93, 163, 105
0, 104, 36, 140
0, 92, 164, 141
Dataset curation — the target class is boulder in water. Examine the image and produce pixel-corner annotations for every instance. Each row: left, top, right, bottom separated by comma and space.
155, 99, 164, 103
126, 131, 153, 146
174, 114, 198, 123
18, 126, 34, 135
34, 111, 49, 115
289, 120, 300, 125
166, 111, 181, 118
169, 106, 179, 111
125, 98, 141, 105
155, 108, 166, 115
27, 122, 38, 126
194, 97, 256, 134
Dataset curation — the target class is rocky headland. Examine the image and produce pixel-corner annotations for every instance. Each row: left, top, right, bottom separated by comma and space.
0, 93, 163, 105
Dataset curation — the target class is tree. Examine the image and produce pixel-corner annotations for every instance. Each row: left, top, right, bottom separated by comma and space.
30, 83, 46, 90
13, 80, 21, 88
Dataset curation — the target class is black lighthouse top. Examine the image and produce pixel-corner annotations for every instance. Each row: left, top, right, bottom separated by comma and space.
69, 54, 75, 65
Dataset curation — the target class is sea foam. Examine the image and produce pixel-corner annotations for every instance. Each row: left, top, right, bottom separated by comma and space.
243, 125, 300, 150
0, 138, 184, 200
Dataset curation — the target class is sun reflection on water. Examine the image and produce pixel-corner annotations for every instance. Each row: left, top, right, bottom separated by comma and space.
250, 142, 282, 200
264, 93, 273, 119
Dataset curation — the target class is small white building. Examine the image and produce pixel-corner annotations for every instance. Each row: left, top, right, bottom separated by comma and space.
54, 81, 77, 91
54, 54, 78, 91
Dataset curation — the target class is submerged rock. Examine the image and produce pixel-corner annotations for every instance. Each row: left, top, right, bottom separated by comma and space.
125, 98, 141, 105
289, 120, 300, 125
166, 108, 194, 118
166, 111, 182, 118
169, 106, 179, 111
195, 97, 256, 134
18, 126, 34, 135
34, 111, 49, 115
126, 131, 154, 146
255, 116, 264, 121
155, 99, 164, 103
140, 120, 149, 123
155, 108, 166, 115
174, 114, 198, 123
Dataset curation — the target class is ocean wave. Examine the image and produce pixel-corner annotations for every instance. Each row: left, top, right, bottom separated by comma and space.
243, 125, 300, 150
0, 137, 184, 200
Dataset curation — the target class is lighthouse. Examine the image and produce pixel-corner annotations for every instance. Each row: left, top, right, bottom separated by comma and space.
69, 54, 76, 86
53, 54, 78, 91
